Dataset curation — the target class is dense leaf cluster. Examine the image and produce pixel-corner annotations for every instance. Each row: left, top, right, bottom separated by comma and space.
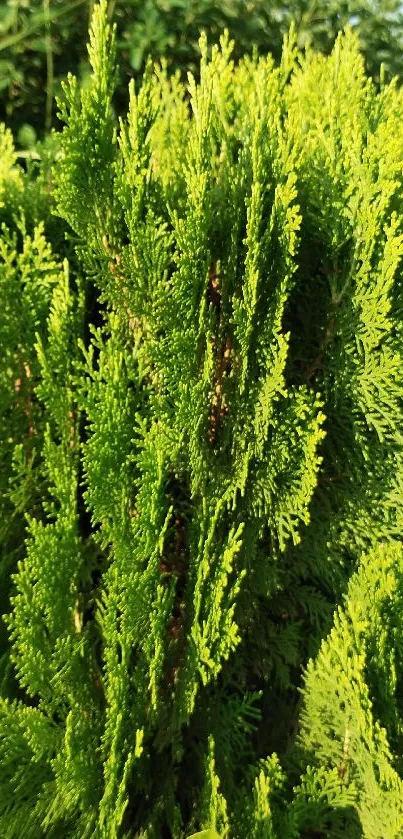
1, 0, 403, 138
1, 3, 403, 836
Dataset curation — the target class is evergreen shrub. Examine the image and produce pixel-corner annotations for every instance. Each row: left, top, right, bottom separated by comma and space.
1, 3, 403, 836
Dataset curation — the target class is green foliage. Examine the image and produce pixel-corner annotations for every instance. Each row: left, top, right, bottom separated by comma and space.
0, 124, 22, 209
293, 542, 403, 838
0, 189, 67, 697
187, 830, 222, 839
1, 3, 403, 836
2, 0, 403, 138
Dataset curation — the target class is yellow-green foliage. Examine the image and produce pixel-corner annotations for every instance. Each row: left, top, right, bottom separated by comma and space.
1, 3, 403, 837
0, 125, 22, 211
294, 543, 403, 839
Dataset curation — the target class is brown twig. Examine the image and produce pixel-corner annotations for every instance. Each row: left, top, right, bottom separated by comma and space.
304, 315, 335, 382
338, 724, 350, 780
160, 507, 189, 691
206, 263, 232, 446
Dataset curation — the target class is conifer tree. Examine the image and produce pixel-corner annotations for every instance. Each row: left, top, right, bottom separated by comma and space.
1, 3, 403, 836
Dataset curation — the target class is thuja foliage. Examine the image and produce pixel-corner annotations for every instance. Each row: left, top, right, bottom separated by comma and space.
2, 0, 403, 140
1, 2, 403, 835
